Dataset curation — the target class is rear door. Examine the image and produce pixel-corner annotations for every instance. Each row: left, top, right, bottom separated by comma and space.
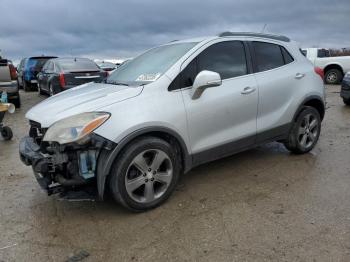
180, 40, 258, 163
38, 61, 49, 91
250, 41, 300, 140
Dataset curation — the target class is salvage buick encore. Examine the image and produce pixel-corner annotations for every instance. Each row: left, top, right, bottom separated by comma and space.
19, 32, 325, 211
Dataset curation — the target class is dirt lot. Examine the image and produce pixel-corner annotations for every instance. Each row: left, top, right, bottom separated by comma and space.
0, 86, 349, 262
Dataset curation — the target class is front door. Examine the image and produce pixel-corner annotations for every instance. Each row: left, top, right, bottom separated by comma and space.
180, 41, 258, 164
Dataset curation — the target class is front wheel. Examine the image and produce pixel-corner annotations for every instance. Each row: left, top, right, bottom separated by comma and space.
343, 98, 350, 106
284, 106, 321, 154
109, 137, 180, 211
49, 83, 56, 96
1, 126, 13, 140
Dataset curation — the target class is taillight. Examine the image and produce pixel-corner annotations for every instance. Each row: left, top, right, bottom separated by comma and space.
314, 67, 324, 80
9, 64, 17, 80
59, 73, 66, 88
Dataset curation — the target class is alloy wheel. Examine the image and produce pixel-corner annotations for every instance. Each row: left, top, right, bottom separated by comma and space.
297, 113, 319, 149
125, 149, 173, 204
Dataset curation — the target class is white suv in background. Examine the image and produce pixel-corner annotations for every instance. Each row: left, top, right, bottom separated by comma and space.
20, 32, 325, 211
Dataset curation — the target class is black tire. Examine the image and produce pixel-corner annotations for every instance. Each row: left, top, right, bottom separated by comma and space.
109, 137, 181, 212
38, 83, 45, 95
325, 69, 343, 85
284, 106, 321, 154
23, 80, 31, 92
17, 79, 23, 89
343, 98, 350, 106
10, 94, 21, 108
49, 83, 56, 96
1, 126, 13, 140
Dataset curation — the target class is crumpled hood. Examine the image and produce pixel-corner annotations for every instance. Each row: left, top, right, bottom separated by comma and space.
26, 82, 143, 127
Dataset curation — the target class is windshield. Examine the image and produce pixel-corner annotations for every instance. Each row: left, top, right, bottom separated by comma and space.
106, 42, 198, 85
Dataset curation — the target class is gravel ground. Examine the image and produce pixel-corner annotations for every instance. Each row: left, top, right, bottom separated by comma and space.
0, 85, 349, 262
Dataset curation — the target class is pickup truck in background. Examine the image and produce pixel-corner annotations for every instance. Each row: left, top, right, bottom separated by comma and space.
302, 48, 350, 84
0, 58, 20, 108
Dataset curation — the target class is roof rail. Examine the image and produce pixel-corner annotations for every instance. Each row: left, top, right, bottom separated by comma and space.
218, 32, 290, 42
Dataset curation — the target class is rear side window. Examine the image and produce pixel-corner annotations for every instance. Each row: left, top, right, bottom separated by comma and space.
253, 42, 284, 72
197, 41, 247, 80
281, 47, 294, 64
300, 49, 307, 56
317, 49, 330, 58
47, 61, 54, 72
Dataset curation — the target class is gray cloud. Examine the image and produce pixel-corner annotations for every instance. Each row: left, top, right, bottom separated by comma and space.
1, 0, 349, 64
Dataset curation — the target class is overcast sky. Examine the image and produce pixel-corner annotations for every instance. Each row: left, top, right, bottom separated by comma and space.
1, 0, 349, 64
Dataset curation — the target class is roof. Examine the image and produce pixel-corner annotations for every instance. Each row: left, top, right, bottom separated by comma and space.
218, 32, 290, 42
168, 32, 291, 46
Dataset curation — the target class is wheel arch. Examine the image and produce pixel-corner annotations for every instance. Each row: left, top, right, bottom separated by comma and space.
324, 63, 344, 75
96, 126, 192, 200
293, 96, 325, 122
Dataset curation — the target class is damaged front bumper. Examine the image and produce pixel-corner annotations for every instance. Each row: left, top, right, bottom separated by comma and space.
19, 134, 115, 197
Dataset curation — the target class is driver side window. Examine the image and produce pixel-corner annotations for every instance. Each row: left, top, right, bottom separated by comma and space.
169, 41, 248, 91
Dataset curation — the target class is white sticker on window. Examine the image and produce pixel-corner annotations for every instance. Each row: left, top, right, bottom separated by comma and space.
135, 73, 161, 82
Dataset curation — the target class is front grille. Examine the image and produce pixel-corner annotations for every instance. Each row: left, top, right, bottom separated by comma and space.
29, 120, 47, 146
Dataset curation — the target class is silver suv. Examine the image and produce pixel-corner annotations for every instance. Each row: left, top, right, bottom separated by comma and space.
20, 32, 325, 211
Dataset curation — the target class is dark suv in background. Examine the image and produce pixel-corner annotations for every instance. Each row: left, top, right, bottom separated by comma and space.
37, 57, 107, 96
17, 56, 57, 91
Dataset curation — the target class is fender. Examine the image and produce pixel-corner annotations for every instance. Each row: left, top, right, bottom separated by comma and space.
292, 95, 325, 123
96, 126, 192, 200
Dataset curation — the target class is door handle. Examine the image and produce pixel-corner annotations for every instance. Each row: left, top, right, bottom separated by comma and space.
241, 86, 256, 95
295, 73, 305, 79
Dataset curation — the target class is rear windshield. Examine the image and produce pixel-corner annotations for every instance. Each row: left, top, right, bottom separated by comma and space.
58, 59, 99, 71
27, 57, 54, 71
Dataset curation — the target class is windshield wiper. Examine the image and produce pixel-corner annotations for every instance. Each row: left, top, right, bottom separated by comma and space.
105, 80, 129, 86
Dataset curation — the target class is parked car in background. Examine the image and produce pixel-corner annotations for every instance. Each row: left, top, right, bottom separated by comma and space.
20, 32, 325, 211
97, 61, 117, 72
340, 71, 350, 105
0, 57, 20, 108
37, 57, 108, 96
17, 56, 57, 91
302, 48, 350, 84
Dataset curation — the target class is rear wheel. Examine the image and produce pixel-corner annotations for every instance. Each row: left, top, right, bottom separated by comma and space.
10, 94, 21, 108
325, 69, 343, 84
284, 106, 321, 154
1, 126, 13, 140
343, 98, 350, 106
109, 137, 180, 211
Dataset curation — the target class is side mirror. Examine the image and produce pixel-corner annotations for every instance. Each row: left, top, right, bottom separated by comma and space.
190, 70, 222, 99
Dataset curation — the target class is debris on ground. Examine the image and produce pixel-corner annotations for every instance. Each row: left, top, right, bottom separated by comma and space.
66, 250, 90, 262
0, 243, 17, 250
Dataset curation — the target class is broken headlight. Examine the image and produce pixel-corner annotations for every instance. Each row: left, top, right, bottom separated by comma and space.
43, 112, 110, 144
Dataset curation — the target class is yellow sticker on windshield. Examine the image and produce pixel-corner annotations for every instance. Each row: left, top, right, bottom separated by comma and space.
136, 73, 161, 82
